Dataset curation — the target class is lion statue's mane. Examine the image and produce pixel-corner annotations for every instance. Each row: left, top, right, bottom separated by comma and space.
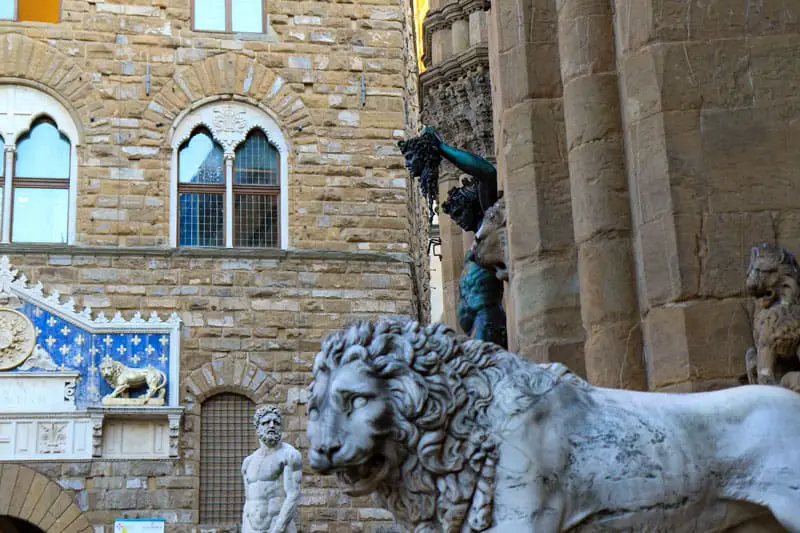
310, 317, 586, 533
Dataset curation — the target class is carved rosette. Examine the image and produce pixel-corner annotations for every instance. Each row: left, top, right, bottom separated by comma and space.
0, 308, 36, 370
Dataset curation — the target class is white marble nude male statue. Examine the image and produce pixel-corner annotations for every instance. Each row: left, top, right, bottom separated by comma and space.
241, 405, 303, 533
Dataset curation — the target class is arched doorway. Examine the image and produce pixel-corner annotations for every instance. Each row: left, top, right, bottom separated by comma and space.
0, 465, 92, 533
0, 516, 47, 533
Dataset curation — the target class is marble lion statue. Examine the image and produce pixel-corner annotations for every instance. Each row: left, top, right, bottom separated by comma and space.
99, 359, 167, 401
306, 317, 800, 533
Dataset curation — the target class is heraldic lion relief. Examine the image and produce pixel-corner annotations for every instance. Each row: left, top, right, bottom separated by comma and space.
99, 358, 167, 406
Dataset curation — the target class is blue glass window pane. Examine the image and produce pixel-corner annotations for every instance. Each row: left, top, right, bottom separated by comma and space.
179, 192, 224, 247
194, 0, 226, 31
234, 129, 278, 185
179, 131, 224, 184
15, 119, 70, 179
12, 188, 68, 243
232, 0, 262, 32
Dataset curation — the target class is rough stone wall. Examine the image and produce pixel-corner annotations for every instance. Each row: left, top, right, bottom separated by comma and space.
5, 249, 408, 532
0, 0, 411, 251
401, 0, 431, 323
488, 0, 800, 391
614, 1, 800, 391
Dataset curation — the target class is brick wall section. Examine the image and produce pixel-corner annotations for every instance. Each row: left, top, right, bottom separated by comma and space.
6, 247, 408, 532
0, 0, 412, 251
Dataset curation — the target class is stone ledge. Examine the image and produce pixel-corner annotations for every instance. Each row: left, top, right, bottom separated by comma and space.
420, 44, 489, 94
0, 244, 413, 264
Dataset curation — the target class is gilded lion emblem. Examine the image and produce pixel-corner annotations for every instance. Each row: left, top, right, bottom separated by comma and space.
99, 359, 167, 403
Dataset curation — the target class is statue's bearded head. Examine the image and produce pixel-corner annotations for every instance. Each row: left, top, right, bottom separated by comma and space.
254, 405, 283, 448
441, 177, 483, 233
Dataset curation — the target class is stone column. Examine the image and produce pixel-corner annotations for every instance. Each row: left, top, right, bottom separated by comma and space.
487, 0, 584, 372
557, 0, 646, 389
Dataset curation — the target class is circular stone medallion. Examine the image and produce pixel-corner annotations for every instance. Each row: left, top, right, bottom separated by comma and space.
0, 309, 36, 371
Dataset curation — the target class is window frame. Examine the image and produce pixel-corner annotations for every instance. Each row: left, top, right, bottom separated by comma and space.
191, 0, 267, 34
176, 127, 282, 249
168, 101, 289, 250
177, 127, 227, 248
10, 118, 71, 244
232, 129, 281, 248
0, 0, 62, 23
198, 392, 259, 526
0, 85, 79, 245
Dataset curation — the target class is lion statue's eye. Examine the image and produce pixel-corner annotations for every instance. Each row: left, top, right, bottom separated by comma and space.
352, 396, 368, 409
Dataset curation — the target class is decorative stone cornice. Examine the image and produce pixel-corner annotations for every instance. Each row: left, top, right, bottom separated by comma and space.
420, 44, 494, 159
420, 44, 490, 93
422, 0, 491, 68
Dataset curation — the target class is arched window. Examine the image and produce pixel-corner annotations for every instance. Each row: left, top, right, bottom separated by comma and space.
199, 392, 259, 525
178, 128, 225, 247
0, 85, 79, 244
233, 129, 280, 247
13, 118, 70, 243
169, 102, 288, 249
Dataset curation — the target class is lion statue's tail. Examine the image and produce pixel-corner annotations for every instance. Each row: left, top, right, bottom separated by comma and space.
152, 366, 168, 399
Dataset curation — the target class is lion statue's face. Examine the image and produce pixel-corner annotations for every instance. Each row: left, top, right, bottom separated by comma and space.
746, 243, 799, 302
99, 359, 117, 380
307, 357, 393, 486
472, 197, 507, 281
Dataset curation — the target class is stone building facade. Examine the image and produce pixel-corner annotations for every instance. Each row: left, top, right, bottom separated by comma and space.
0, 1, 424, 533
487, 0, 800, 392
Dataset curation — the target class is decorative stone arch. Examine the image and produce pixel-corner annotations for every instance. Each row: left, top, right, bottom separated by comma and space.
0, 84, 81, 244
183, 358, 278, 417
0, 464, 92, 533
0, 34, 101, 136
146, 52, 318, 145
0, 34, 104, 246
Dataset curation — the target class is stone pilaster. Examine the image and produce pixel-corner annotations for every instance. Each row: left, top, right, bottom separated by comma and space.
486, 0, 585, 372
557, 0, 646, 389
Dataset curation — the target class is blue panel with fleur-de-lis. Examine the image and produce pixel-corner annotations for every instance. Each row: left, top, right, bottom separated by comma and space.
8, 302, 172, 408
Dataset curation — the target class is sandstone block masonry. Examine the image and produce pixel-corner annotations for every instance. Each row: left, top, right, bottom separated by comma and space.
4, 249, 412, 533
0, 0, 418, 252
487, 0, 800, 392
0, 0, 426, 532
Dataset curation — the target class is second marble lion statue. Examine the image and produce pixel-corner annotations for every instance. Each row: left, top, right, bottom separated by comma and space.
307, 318, 800, 533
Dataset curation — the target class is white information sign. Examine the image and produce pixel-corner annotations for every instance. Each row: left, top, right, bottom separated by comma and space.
114, 519, 165, 533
